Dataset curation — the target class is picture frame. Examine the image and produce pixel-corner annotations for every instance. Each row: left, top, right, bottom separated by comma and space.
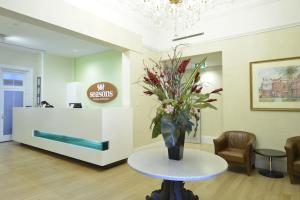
250, 56, 300, 111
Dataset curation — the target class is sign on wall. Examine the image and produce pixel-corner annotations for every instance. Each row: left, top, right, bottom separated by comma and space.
87, 82, 118, 103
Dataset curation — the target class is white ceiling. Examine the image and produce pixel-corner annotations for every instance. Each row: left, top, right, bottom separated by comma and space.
0, 0, 299, 54
0, 15, 109, 57
64, 0, 300, 50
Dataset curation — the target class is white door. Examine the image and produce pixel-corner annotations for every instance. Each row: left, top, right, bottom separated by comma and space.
0, 70, 26, 142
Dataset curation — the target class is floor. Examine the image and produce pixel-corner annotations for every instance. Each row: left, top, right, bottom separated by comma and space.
0, 142, 299, 200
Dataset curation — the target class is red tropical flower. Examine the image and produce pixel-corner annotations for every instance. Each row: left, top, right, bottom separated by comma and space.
191, 85, 197, 92
205, 99, 217, 102
195, 86, 203, 93
147, 69, 160, 86
144, 76, 151, 83
144, 90, 154, 96
194, 72, 200, 83
177, 59, 190, 74
211, 88, 223, 93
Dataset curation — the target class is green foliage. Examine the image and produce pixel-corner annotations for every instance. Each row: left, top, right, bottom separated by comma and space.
142, 45, 222, 147
151, 114, 162, 138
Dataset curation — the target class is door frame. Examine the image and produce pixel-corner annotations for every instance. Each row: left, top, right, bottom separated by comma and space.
0, 65, 33, 142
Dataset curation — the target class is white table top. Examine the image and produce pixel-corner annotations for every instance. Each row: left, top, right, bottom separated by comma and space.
128, 147, 228, 181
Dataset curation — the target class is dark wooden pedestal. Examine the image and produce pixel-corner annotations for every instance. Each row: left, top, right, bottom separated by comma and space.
146, 180, 199, 200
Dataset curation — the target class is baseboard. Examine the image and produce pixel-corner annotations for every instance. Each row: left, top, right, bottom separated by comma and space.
201, 135, 216, 144
134, 141, 164, 152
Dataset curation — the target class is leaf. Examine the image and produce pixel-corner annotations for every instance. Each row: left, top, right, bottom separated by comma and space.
194, 93, 210, 101
207, 103, 217, 110
194, 103, 209, 109
161, 116, 177, 147
151, 115, 162, 138
175, 110, 193, 133
181, 57, 207, 96
162, 99, 175, 105
153, 88, 166, 101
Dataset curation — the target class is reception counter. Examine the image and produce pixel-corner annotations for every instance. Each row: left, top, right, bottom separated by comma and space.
13, 107, 133, 166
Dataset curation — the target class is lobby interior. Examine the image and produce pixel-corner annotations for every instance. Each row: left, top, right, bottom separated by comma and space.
0, 0, 300, 199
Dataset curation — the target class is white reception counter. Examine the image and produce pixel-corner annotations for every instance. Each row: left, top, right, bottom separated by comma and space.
13, 107, 133, 166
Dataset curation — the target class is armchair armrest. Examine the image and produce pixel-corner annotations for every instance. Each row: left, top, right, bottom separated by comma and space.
213, 133, 227, 154
246, 136, 256, 152
285, 140, 296, 162
245, 136, 256, 162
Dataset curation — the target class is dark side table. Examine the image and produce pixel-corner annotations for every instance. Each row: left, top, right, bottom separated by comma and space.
254, 149, 286, 178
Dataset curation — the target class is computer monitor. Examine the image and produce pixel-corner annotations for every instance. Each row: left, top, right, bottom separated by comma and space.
69, 103, 82, 108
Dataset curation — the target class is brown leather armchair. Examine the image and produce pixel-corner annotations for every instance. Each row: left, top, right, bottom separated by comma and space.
213, 131, 256, 175
284, 136, 300, 184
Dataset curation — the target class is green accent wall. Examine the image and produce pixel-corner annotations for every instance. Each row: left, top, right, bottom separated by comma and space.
75, 50, 122, 107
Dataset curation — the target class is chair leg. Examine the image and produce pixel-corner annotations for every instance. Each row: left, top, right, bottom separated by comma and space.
246, 161, 252, 176
246, 167, 251, 176
289, 174, 296, 184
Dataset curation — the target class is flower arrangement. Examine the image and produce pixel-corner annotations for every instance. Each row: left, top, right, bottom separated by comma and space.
142, 45, 222, 150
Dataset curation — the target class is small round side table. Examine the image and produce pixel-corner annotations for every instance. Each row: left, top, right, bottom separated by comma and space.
254, 148, 286, 178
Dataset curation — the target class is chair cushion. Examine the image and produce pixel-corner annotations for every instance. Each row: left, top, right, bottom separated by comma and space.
293, 158, 300, 173
218, 148, 245, 163
228, 132, 249, 149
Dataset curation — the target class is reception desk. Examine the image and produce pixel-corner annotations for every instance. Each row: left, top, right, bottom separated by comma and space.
13, 107, 133, 166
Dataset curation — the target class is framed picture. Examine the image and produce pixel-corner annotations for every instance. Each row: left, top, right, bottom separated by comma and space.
250, 56, 300, 111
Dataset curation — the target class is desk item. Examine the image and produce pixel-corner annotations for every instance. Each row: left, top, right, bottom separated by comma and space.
69, 103, 82, 108
255, 149, 286, 178
128, 147, 227, 200
41, 101, 54, 108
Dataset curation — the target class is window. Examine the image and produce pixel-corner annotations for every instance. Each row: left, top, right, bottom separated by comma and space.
3, 72, 24, 86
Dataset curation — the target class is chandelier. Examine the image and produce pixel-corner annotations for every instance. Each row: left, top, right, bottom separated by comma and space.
127, 0, 234, 37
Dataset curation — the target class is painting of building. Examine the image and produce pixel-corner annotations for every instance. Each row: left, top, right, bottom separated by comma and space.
258, 66, 300, 102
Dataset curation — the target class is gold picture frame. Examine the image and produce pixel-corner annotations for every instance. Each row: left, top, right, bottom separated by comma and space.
250, 56, 300, 111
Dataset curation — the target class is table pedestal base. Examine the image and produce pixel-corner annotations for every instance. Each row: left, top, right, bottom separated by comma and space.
258, 169, 284, 178
146, 180, 199, 200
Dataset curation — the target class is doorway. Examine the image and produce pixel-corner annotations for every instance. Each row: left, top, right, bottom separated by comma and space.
0, 68, 32, 142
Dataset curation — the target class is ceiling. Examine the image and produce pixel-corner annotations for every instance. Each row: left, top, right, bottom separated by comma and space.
0, 0, 299, 53
0, 15, 109, 57
64, 0, 300, 50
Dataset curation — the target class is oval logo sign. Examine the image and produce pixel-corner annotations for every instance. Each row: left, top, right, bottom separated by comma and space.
87, 82, 118, 103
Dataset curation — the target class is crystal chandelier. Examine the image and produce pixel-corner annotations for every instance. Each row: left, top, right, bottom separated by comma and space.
132, 0, 233, 37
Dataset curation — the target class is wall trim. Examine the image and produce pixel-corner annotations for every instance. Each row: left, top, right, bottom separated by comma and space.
134, 141, 164, 152
201, 135, 216, 144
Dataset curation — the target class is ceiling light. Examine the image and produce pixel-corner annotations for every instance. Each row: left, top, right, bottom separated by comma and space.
125, 0, 234, 37
5, 35, 29, 44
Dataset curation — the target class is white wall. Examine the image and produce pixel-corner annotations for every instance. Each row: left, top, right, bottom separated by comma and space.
162, 26, 300, 151
128, 48, 162, 147
199, 66, 223, 138
43, 54, 75, 108
0, 44, 39, 105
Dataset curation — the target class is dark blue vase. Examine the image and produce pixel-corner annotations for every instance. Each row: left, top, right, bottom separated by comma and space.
167, 130, 185, 160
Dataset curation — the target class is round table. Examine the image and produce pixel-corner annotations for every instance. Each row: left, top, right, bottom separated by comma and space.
254, 149, 286, 178
128, 147, 228, 200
